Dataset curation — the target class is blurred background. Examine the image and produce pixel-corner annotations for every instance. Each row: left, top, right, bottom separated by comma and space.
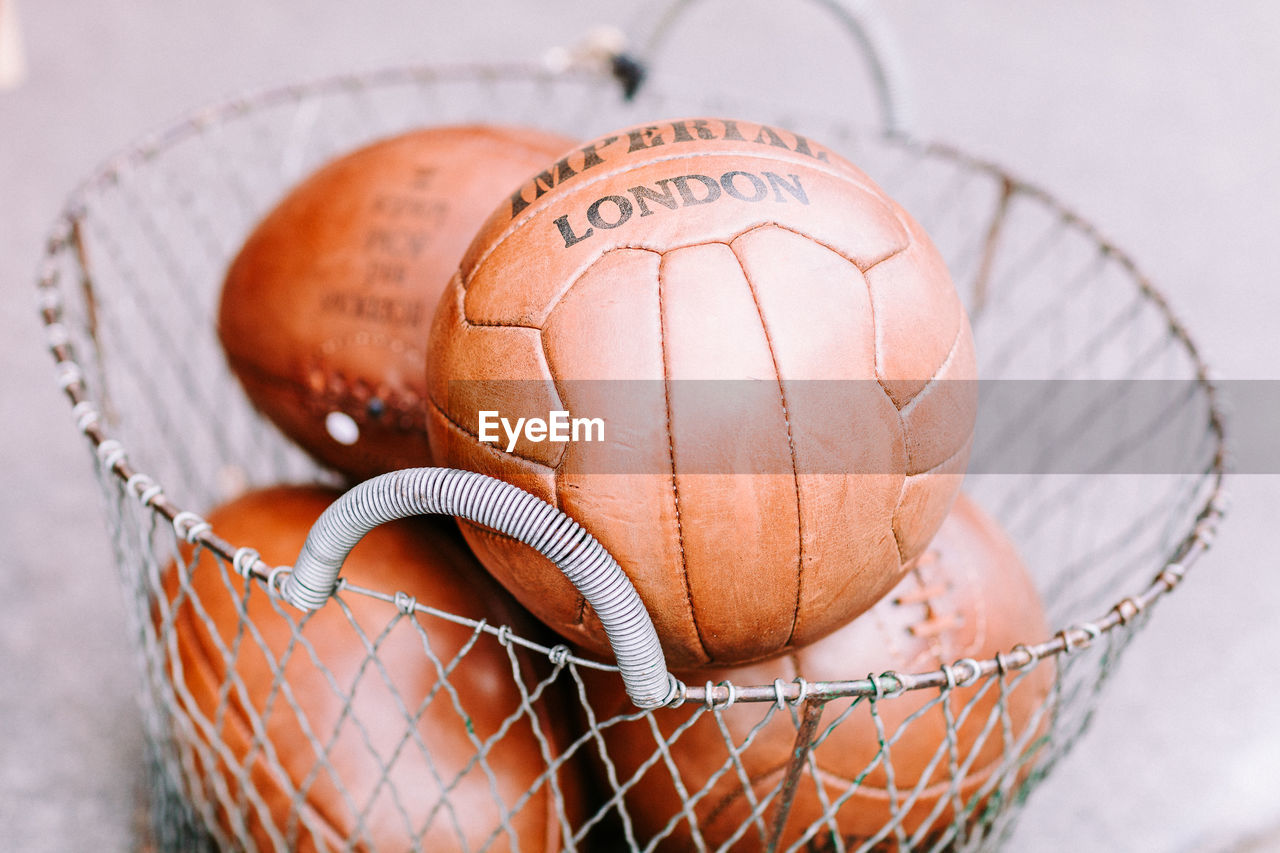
2, 1, 1277, 850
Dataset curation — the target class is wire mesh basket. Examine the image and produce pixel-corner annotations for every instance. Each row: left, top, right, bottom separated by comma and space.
35, 4, 1227, 851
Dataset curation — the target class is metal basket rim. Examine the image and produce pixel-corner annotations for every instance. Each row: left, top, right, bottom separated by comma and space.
33, 58, 1229, 708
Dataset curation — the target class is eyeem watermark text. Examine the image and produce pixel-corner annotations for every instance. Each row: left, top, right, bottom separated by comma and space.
478, 410, 605, 452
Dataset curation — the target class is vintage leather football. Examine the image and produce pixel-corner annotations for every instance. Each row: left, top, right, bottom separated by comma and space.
426, 117, 977, 668
586, 493, 1053, 851
161, 485, 580, 851
219, 124, 576, 481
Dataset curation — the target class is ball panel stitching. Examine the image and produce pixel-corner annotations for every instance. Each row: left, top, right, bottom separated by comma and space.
657, 252, 713, 665
731, 241, 806, 651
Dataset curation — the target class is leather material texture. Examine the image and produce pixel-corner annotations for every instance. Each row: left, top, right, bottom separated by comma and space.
161, 485, 580, 851
425, 117, 977, 669
219, 124, 576, 481
586, 493, 1053, 851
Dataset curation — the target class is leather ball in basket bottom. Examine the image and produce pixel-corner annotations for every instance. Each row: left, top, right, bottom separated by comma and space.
218, 124, 576, 481
160, 485, 580, 851
426, 116, 978, 669
585, 494, 1053, 851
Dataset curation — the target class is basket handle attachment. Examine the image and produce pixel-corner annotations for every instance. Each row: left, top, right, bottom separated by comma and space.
281, 467, 677, 710
626, 0, 911, 134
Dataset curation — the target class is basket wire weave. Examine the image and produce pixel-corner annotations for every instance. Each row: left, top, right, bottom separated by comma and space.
35, 25, 1226, 853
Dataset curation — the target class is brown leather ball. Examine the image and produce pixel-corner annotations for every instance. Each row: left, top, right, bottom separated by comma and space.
218, 124, 577, 481
161, 485, 581, 851
426, 117, 977, 669
584, 493, 1053, 851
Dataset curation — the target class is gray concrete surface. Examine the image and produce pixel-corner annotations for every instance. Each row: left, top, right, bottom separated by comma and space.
2, 2, 1278, 850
